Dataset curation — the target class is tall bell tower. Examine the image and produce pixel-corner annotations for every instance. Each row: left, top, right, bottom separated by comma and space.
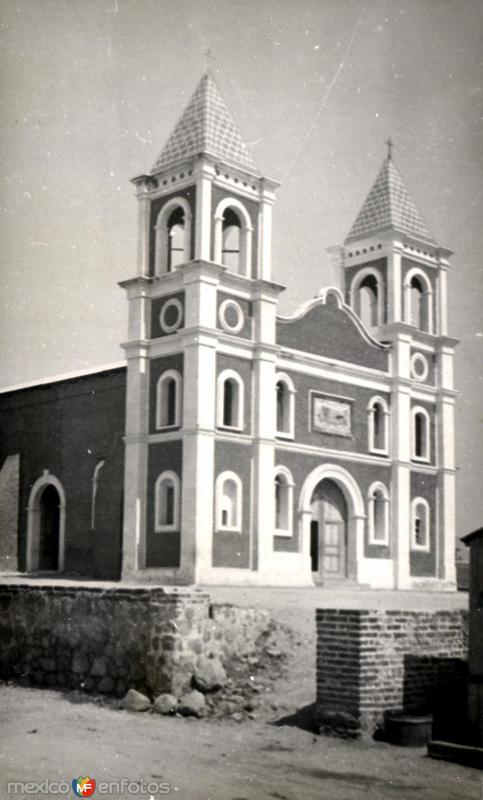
120, 72, 281, 582
329, 144, 458, 588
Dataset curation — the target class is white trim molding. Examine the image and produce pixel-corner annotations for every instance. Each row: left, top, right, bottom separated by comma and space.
367, 395, 390, 455
213, 197, 253, 277
298, 463, 365, 581
159, 297, 184, 334
411, 405, 431, 462
275, 372, 296, 439
218, 298, 245, 335
154, 196, 192, 275
274, 465, 294, 537
91, 459, 106, 530
215, 471, 242, 532
216, 368, 245, 431
367, 481, 390, 546
26, 471, 66, 573
403, 266, 434, 334
154, 470, 181, 532
410, 352, 429, 382
156, 369, 182, 430
411, 497, 431, 551
350, 265, 385, 328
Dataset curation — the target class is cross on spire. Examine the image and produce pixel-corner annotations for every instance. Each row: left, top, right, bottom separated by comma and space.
385, 137, 394, 160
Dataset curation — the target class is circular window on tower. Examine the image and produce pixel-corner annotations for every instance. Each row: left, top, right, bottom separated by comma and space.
219, 299, 245, 335
159, 298, 183, 334
411, 352, 429, 382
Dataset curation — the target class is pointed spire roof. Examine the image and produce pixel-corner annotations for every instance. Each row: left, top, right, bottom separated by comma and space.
152, 72, 260, 175
345, 150, 436, 245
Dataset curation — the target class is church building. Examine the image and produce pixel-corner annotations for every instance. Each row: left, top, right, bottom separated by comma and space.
0, 73, 458, 589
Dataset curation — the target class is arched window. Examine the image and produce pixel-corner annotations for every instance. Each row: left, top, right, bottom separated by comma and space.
216, 471, 242, 531
404, 269, 433, 333
221, 208, 241, 271
412, 406, 430, 461
156, 370, 182, 429
214, 198, 253, 276
167, 207, 186, 271
350, 268, 384, 329
367, 482, 390, 545
368, 396, 389, 454
274, 466, 294, 536
275, 373, 295, 438
411, 497, 430, 551
155, 198, 192, 275
155, 471, 180, 532
217, 369, 244, 430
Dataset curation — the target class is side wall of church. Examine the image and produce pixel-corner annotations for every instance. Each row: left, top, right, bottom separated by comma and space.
0, 368, 126, 579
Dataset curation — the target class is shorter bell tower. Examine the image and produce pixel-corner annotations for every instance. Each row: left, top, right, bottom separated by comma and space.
329, 143, 458, 588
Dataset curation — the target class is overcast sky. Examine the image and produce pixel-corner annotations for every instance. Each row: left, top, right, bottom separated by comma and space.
0, 0, 482, 542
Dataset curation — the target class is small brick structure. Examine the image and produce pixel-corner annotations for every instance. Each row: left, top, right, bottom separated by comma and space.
462, 527, 483, 747
316, 608, 468, 738
0, 582, 270, 697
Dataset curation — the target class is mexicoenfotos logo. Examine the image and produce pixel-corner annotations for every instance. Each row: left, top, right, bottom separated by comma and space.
7, 777, 171, 795
72, 777, 96, 797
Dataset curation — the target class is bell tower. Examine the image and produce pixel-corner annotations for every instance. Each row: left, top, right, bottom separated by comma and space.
120, 72, 281, 582
329, 143, 458, 589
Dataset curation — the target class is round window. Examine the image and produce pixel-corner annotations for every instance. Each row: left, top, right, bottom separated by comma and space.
219, 299, 245, 335
411, 352, 429, 382
159, 298, 183, 334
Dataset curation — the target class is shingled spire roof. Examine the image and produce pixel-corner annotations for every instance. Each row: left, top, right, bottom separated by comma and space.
345, 152, 436, 245
152, 72, 260, 175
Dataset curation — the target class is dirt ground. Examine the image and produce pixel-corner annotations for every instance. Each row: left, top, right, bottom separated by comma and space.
0, 683, 480, 800
0, 586, 477, 800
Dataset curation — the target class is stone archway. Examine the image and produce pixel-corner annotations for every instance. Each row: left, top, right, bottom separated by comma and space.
26, 471, 66, 572
299, 464, 365, 582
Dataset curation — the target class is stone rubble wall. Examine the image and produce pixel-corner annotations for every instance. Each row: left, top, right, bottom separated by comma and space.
0, 584, 270, 698
316, 608, 469, 738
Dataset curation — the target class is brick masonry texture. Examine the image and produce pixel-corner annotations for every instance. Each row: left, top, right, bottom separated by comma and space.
0, 584, 270, 698
316, 608, 468, 738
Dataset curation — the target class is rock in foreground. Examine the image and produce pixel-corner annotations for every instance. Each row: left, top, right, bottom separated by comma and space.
120, 689, 151, 712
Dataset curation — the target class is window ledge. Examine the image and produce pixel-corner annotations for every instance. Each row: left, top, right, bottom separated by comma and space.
368, 538, 389, 547
411, 456, 431, 464
217, 526, 242, 534
156, 424, 181, 432
274, 528, 293, 538
369, 447, 389, 457
155, 525, 179, 533
217, 424, 244, 434
411, 543, 431, 552
275, 431, 294, 441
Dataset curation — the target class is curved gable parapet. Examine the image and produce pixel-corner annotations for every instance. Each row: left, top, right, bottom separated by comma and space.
276, 286, 389, 371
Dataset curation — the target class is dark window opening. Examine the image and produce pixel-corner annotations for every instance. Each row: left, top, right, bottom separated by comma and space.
167, 207, 185, 272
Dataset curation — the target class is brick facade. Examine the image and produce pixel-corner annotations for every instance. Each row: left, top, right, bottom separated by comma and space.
316, 608, 468, 737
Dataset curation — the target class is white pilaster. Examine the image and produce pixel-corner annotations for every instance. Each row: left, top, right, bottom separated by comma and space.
182, 333, 218, 582
252, 347, 277, 575
387, 241, 403, 324
391, 331, 412, 588
194, 160, 215, 262
136, 194, 151, 277
121, 344, 149, 577
437, 265, 449, 337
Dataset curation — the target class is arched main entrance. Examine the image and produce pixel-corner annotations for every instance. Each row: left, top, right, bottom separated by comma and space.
310, 479, 348, 578
299, 464, 365, 584
26, 472, 66, 572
